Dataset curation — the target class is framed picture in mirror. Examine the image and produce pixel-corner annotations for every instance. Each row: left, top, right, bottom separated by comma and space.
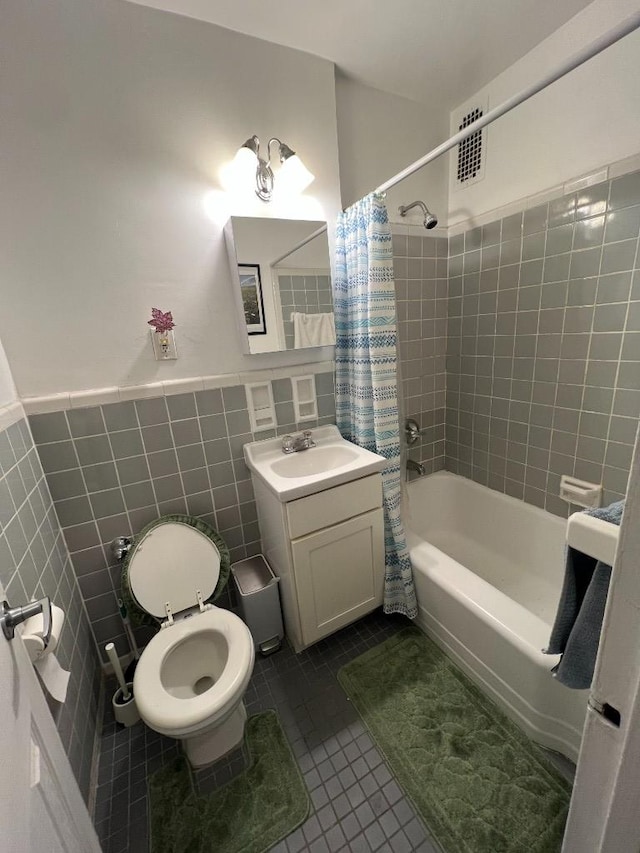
238, 264, 266, 335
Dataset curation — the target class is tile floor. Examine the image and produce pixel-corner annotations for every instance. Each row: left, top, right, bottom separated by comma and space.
93, 610, 574, 853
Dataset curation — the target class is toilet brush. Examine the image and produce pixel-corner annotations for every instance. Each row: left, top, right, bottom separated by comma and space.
117, 598, 140, 681
106, 642, 140, 727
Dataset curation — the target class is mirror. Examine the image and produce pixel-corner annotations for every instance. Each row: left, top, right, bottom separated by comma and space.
225, 216, 334, 354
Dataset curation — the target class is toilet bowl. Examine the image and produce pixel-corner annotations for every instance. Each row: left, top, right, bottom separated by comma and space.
124, 515, 255, 768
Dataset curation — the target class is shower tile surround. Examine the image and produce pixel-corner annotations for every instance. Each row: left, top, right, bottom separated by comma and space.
28, 373, 336, 664
393, 232, 448, 473
0, 411, 100, 802
445, 169, 640, 515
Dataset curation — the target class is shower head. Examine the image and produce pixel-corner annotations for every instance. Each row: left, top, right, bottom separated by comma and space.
398, 200, 438, 230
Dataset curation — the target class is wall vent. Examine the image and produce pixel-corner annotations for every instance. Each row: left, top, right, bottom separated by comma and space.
455, 104, 486, 188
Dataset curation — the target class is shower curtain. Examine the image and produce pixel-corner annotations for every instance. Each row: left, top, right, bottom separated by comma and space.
334, 193, 418, 619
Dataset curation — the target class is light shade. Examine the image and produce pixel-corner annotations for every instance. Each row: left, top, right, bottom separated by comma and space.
220, 144, 259, 194
277, 154, 315, 195
232, 145, 259, 182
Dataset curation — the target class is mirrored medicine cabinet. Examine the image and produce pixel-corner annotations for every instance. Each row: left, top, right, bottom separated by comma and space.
224, 216, 334, 354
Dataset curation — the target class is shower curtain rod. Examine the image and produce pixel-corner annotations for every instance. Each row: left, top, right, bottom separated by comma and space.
270, 223, 328, 267
374, 10, 640, 197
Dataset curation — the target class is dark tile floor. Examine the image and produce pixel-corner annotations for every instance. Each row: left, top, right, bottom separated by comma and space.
93, 610, 575, 853
94, 610, 445, 852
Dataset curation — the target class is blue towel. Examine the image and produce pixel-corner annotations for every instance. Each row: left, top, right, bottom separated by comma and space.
545, 500, 624, 689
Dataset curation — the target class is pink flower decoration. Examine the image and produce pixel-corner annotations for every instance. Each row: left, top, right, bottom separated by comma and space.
148, 308, 175, 334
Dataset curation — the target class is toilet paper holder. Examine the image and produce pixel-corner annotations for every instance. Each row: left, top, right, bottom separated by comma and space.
1, 596, 52, 646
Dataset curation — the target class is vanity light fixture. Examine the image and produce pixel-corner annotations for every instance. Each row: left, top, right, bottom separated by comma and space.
233, 134, 314, 202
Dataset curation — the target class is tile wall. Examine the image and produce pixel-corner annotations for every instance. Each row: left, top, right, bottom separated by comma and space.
392, 233, 448, 472
446, 169, 640, 515
29, 373, 335, 663
0, 414, 100, 801
278, 272, 333, 350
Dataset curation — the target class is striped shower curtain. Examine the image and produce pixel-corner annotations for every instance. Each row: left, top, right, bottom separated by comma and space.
334, 193, 417, 619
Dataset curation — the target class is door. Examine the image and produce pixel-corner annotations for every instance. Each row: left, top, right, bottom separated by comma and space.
562, 428, 640, 852
0, 584, 101, 853
292, 508, 385, 646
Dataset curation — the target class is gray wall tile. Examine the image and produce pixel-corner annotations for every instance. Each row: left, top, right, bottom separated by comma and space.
89, 488, 126, 519
67, 407, 106, 438
195, 388, 223, 415
83, 461, 119, 493
170, 418, 201, 446
29, 412, 71, 443
222, 385, 248, 411
443, 170, 640, 516
3, 418, 99, 803
609, 171, 640, 210
56, 496, 94, 527
115, 455, 150, 485
38, 441, 78, 473
135, 396, 169, 425
31, 372, 336, 667
75, 435, 112, 466
166, 393, 197, 421
110, 428, 144, 459
102, 401, 138, 431
141, 423, 173, 453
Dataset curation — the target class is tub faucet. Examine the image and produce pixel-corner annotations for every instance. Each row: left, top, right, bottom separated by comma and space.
282, 430, 316, 454
406, 459, 425, 476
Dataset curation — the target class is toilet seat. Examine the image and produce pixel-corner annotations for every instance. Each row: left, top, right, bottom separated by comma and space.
127, 519, 221, 621
134, 606, 254, 736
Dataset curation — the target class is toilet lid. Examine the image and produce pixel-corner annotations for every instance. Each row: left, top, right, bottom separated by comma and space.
127, 521, 221, 618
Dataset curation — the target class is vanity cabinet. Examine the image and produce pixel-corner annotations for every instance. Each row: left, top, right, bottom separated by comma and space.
252, 473, 385, 652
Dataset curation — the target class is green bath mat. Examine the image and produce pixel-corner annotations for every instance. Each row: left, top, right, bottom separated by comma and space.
148, 711, 309, 853
338, 628, 572, 853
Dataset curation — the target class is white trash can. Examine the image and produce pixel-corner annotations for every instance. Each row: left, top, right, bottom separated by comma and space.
231, 555, 284, 655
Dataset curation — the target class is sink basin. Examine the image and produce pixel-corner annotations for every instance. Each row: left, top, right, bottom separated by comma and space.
243, 425, 386, 501
271, 446, 359, 478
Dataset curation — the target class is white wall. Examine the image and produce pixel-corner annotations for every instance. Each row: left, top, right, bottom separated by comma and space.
0, 0, 342, 397
335, 73, 449, 228
0, 337, 17, 407
447, 0, 640, 223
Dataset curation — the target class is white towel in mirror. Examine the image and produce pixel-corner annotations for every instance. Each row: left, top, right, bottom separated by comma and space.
291, 311, 336, 348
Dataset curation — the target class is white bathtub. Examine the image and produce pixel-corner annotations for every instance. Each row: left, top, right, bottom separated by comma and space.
406, 470, 588, 762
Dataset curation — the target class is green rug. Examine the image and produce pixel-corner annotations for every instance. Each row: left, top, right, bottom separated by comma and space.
148, 711, 309, 853
338, 628, 572, 853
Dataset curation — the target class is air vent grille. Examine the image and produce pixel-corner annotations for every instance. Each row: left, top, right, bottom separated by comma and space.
457, 107, 484, 184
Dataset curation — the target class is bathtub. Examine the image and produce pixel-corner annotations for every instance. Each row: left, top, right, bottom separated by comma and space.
406, 471, 588, 762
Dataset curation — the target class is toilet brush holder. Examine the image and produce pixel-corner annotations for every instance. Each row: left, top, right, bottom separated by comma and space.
112, 683, 140, 727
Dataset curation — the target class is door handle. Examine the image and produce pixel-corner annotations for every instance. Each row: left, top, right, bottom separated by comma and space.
0, 597, 52, 648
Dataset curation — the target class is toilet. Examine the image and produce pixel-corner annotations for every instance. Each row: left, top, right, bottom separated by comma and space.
125, 516, 255, 768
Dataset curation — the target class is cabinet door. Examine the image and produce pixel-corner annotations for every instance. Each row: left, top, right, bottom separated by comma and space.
292, 508, 385, 647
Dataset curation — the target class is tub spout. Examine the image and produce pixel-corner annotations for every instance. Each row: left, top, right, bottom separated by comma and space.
407, 459, 425, 476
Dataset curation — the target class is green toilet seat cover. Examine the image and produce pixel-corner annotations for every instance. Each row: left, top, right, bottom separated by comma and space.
121, 514, 231, 629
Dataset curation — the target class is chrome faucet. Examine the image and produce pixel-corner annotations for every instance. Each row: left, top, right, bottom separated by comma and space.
406, 459, 425, 476
282, 430, 316, 454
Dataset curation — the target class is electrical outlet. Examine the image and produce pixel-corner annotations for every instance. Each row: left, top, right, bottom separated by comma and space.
150, 329, 178, 360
